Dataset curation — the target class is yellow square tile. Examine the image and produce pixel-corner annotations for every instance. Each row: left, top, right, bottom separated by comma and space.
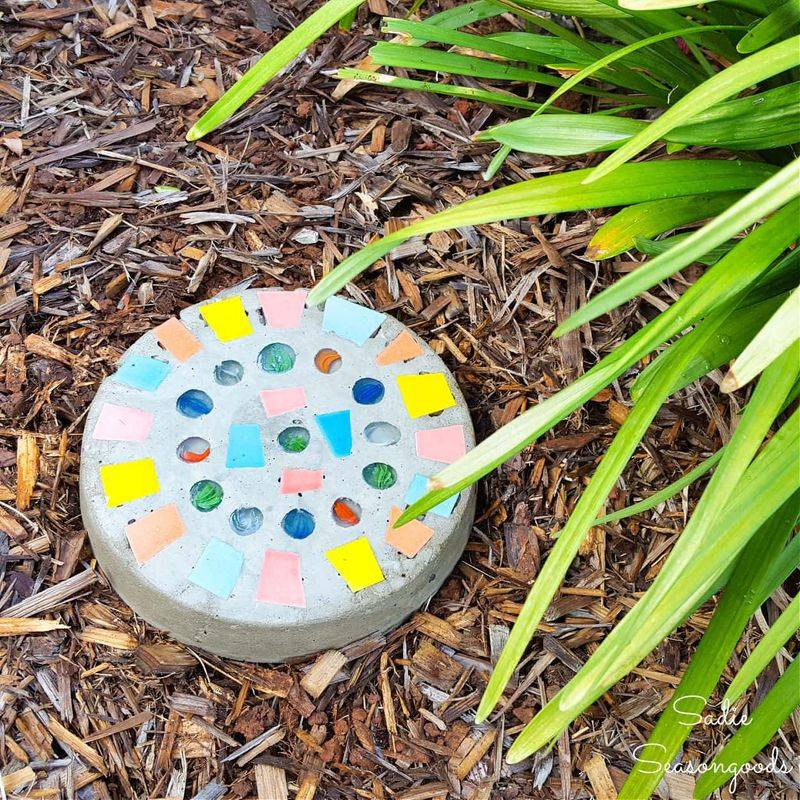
396, 373, 456, 419
326, 537, 384, 592
199, 296, 253, 342
101, 458, 160, 507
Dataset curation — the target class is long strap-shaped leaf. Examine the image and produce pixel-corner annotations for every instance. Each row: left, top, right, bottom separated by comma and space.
723, 592, 800, 704
585, 192, 741, 259
617, 495, 798, 799
307, 159, 775, 305
584, 35, 800, 183
556, 159, 800, 335
186, 0, 363, 141
694, 655, 800, 798
721, 285, 800, 392
505, 360, 800, 761
473, 296, 752, 723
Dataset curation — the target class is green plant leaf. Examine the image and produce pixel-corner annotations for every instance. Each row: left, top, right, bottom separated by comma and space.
334, 68, 545, 110
595, 450, 722, 524
586, 192, 741, 259
505, 354, 800, 761
477, 114, 644, 155
368, 42, 626, 97
186, 0, 363, 141
307, 159, 775, 306
694, 655, 800, 798
556, 161, 800, 336
474, 265, 738, 725
584, 35, 800, 183
631, 289, 790, 400
723, 592, 800, 704
721, 285, 800, 392
737, 0, 800, 53
617, 494, 798, 799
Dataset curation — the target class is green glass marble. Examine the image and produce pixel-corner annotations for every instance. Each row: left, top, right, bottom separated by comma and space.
190, 479, 223, 512
362, 462, 397, 490
258, 342, 296, 373
278, 426, 310, 453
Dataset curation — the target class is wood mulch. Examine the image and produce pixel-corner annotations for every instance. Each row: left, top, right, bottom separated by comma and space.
1, 1, 796, 798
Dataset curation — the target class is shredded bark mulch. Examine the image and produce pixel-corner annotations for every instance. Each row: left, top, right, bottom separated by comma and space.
1, 1, 797, 798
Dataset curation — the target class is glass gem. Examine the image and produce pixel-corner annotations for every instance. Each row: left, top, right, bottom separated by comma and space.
282, 509, 315, 540
177, 389, 213, 418
258, 342, 296, 373
362, 462, 397, 490
190, 479, 223, 512
352, 377, 385, 405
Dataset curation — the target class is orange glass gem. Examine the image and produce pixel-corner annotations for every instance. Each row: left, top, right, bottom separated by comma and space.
315, 348, 342, 373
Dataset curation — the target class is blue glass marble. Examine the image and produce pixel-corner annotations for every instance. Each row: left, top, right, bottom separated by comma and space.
282, 509, 315, 540
352, 377, 385, 405
258, 342, 296, 373
315, 410, 351, 457
230, 507, 264, 535
114, 356, 171, 392
177, 389, 213, 418
214, 360, 243, 385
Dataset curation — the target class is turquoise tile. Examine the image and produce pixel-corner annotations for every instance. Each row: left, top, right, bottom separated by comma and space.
226, 423, 265, 468
322, 295, 385, 346
189, 538, 243, 599
114, 356, 171, 391
404, 473, 459, 517
315, 410, 352, 457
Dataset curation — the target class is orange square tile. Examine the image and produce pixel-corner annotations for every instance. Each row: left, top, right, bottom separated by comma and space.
125, 504, 186, 564
153, 317, 202, 362
385, 506, 433, 558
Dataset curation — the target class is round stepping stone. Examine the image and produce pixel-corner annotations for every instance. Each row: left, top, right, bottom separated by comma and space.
80, 288, 476, 662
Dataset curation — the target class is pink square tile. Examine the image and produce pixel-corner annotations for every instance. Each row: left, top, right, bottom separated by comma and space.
260, 387, 308, 417
93, 403, 153, 442
258, 289, 307, 329
256, 549, 306, 608
280, 469, 324, 494
415, 425, 466, 464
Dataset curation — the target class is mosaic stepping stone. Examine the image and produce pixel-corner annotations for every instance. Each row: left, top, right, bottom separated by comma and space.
80, 288, 476, 662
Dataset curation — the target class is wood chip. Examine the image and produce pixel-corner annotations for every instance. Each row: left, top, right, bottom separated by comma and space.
255, 764, 288, 800
300, 649, 347, 699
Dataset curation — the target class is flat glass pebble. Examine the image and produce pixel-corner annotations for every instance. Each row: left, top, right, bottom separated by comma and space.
177, 389, 213, 418
230, 506, 264, 535
214, 360, 243, 385
362, 462, 397, 490
314, 348, 342, 373
278, 426, 310, 453
177, 436, 210, 463
353, 377, 385, 405
332, 498, 361, 527
190, 479, 223, 512
364, 421, 400, 445
282, 509, 315, 540
258, 343, 296, 373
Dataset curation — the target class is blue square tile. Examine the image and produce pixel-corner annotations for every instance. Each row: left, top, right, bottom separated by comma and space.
322, 296, 385, 346
226, 424, 265, 468
114, 356, 171, 391
189, 538, 243, 598
404, 473, 459, 517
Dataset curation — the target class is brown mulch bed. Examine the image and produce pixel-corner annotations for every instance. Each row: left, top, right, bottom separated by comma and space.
1, 1, 796, 798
